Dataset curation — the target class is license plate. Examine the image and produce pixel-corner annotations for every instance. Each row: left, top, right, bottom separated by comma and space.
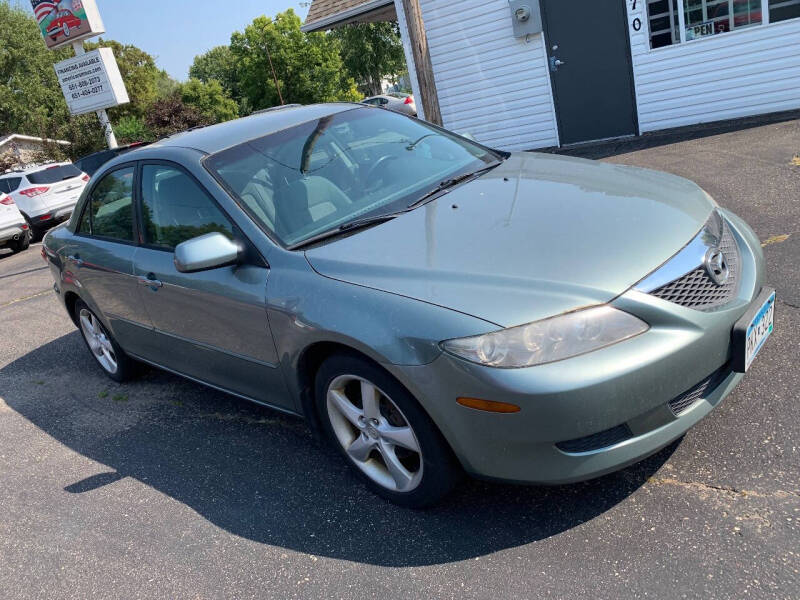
733, 289, 775, 372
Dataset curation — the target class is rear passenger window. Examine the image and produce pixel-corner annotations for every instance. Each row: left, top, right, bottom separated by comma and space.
140, 164, 234, 250
84, 167, 135, 241
0, 177, 21, 193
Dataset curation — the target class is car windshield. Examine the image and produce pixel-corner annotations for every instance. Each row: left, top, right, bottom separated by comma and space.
205, 107, 500, 247
28, 164, 82, 184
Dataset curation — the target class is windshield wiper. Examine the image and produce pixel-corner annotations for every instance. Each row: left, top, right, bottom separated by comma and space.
287, 211, 408, 250
289, 160, 505, 251
407, 162, 503, 210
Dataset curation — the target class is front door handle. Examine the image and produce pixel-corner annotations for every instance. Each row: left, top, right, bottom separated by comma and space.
137, 274, 163, 289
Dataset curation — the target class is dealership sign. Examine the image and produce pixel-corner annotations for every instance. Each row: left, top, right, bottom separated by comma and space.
31, 0, 105, 50
54, 48, 129, 115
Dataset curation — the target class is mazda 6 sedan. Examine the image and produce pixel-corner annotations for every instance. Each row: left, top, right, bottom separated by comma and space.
43, 103, 774, 507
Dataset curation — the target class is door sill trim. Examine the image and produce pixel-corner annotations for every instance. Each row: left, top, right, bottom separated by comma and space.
128, 352, 303, 418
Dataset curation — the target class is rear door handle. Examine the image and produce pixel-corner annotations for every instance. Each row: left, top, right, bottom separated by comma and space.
137, 274, 163, 289
67, 254, 84, 267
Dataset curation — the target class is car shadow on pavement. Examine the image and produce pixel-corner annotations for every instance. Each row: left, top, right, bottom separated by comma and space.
2, 332, 678, 567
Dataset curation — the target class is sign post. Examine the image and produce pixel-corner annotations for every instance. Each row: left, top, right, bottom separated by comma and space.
31, 0, 127, 149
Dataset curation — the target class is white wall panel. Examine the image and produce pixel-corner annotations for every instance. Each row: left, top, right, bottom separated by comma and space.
417, 0, 559, 151
626, 2, 800, 132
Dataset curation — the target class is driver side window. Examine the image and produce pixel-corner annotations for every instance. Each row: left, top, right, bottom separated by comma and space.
140, 164, 234, 250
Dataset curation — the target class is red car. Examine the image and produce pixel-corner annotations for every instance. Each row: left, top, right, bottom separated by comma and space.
46, 10, 82, 41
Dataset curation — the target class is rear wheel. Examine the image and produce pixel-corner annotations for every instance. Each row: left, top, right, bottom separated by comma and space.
74, 300, 136, 382
315, 353, 460, 508
7, 230, 30, 254
23, 217, 41, 243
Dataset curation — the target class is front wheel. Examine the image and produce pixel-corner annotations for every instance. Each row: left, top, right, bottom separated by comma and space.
63, 23, 70, 37
75, 300, 137, 382
315, 353, 460, 508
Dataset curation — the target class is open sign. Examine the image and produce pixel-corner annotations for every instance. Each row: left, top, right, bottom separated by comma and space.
686, 20, 715, 40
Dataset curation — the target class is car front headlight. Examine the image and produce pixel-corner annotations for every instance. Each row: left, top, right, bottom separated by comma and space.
441, 306, 648, 368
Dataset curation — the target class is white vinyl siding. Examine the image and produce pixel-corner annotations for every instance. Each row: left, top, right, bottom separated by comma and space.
417, 0, 559, 151
628, 1, 800, 132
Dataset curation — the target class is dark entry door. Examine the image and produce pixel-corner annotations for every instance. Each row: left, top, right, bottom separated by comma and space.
541, 0, 638, 145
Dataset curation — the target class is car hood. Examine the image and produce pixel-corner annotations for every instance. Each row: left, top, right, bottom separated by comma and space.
305, 152, 713, 327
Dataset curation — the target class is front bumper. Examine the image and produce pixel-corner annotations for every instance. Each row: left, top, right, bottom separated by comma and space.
389, 210, 766, 484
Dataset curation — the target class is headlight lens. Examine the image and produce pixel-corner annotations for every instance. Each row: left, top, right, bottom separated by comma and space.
441, 306, 648, 368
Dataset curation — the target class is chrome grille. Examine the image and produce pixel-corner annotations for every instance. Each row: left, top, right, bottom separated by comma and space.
668, 365, 730, 416
650, 220, 740, 310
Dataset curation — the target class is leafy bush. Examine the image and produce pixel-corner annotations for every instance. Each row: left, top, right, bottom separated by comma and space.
145, 94, 210, 140
115, 116, 153, 144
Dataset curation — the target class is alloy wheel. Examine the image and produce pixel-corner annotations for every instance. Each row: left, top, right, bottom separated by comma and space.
79, 309, 118, 374
326, 374, 423, 492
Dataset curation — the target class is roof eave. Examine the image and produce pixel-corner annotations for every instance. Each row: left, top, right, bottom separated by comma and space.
301, 0, 395, 32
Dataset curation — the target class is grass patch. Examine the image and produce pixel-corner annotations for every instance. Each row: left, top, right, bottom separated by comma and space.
112, 393, 128, 403
98, 390, 109, 399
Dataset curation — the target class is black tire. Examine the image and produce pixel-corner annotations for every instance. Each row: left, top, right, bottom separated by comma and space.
7, 230, 30, 254
315, 353, 461, 508
73, 299, 137, 383
23, 217, 41, 243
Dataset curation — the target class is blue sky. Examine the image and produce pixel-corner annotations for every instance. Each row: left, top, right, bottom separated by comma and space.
24, 0, 309, 80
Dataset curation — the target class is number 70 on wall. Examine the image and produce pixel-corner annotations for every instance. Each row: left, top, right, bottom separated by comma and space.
630, 0, 643, 32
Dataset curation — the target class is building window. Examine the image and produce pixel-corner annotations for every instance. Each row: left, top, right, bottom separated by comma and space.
769, 0, 800, 22
648, 0, 800, 48
684, 0, 761, 39
647, 0, 681, 48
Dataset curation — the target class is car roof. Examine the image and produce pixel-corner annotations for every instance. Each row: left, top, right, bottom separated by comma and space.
152, 103, 359, 155
1, 162, 72, 177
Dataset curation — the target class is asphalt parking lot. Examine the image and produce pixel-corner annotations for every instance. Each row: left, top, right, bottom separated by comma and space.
1, 119, 798, 599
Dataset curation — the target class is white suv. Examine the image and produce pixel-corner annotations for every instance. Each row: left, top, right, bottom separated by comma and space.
0, 192, 30, 254
0, 162, 88, 238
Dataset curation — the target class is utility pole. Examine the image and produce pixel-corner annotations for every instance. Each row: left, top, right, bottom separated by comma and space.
400, 0, 441, 125
264, 43, 284, 105
72, 41, 118, 149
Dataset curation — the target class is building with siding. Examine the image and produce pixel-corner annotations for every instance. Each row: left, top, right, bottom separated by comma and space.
303, 0, 800, 151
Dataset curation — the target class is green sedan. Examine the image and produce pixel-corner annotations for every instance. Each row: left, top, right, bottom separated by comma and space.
43, 104, 774, 507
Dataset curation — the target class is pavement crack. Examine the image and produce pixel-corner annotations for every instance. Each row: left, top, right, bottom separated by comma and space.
778, 299, 800, 310
0, 265, 48, 280
646, 477, 799, 500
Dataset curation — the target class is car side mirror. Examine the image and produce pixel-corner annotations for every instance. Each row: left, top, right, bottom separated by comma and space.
174, 232, 240, 273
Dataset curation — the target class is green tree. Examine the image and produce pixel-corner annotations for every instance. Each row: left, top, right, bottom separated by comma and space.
0, 1, 71, 137
230, 9, 360, 111
84, 38, 160, 120
189, 45, 240, 102
179, 79, 238, 124
332, 22, 406, 96
155, 69, 180, 99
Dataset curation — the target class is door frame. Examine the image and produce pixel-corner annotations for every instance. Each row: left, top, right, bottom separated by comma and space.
540, 0, 641, 146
